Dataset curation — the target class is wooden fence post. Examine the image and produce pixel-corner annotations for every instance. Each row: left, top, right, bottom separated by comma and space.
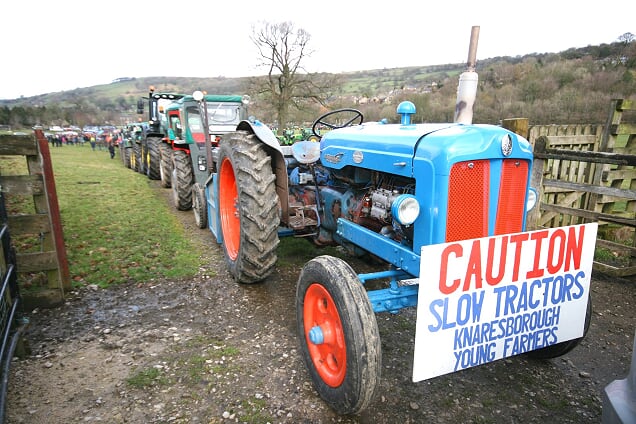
502, 118, 529, 139
527, 136, 547, 231
33, 129, 71, 291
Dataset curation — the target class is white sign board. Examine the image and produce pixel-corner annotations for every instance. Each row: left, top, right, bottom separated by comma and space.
412, 223, 598, 382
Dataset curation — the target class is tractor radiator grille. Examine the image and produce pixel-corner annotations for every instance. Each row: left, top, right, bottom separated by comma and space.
446, 160, 489, 242
494, 159, 528, 235
446, 159, 528, 242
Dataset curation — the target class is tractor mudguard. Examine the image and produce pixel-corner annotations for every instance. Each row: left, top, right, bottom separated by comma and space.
205, 173, 223, 244
237, 119, 282, 153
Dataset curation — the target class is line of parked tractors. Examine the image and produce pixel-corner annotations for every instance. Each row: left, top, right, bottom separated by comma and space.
119, 89, 319, 224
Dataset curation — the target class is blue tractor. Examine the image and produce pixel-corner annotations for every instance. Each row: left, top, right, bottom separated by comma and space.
201, 105, 593, 413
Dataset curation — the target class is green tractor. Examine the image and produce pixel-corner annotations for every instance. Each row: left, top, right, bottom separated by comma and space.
163, 92, 250, 228
277, 127, 319, 145
119, 122, 147, 171
136, 87, 186, 183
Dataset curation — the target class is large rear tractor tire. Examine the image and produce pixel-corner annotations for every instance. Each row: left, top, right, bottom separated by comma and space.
146, 136, 162, 180
171, 149, 193, 211
296, 255, 382, 415
192, 183, 207, 229
218, 132, 280, 283
159, 143, 172, 188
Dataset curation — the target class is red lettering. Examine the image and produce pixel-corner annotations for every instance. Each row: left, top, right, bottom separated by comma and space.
547, 229, 566, 274
439, 243, 463, 295
509, 232, 529, 282
463, 240, 483, 291
485, 235, 507, 286
526, 230, 549, 279
565, 225, 585, 271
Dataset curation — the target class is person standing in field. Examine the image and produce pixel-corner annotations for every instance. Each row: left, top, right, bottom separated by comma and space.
108, 141, 115, 159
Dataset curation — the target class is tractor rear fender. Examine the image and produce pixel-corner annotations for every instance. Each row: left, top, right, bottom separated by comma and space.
236, 120, 290, 225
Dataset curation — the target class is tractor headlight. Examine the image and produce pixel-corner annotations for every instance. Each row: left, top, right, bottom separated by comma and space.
392, 194, 420, 226
526, 188, 538, 212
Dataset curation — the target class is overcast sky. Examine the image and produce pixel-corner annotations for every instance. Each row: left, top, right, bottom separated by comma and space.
2, 0, 633, 100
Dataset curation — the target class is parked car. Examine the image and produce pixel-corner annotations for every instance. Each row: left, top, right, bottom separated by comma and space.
602, 330, 636, 424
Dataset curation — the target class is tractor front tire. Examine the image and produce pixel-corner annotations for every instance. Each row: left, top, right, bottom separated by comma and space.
296, 255, 381, 415
526, 294, 592, 360
171, 149, 193, 211
132, 143, 141, 172
159, 143, 172, 188
193, 183, 207, 229
123, 147, 132, 169
217, 131, 280, 283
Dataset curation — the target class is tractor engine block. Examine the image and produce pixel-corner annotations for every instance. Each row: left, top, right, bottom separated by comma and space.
287, 167, 416, 247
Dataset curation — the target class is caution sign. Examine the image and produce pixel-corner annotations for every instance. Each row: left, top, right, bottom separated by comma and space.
412, 223, 597, 382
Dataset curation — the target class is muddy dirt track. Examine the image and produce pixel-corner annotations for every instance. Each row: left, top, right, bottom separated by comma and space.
6, 181, 636, 424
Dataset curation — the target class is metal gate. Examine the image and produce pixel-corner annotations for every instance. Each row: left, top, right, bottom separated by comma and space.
0, 188, 26, 423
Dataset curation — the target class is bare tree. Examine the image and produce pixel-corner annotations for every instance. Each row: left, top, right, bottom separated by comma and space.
248, 21, 341, 133
618, 32, 635, 45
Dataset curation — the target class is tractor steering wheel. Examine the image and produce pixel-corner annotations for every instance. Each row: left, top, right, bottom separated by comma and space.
312, 108, 364, 140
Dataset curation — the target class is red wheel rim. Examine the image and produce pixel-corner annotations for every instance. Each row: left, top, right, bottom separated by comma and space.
303, 283, 346, 387
219, 157, 240, 260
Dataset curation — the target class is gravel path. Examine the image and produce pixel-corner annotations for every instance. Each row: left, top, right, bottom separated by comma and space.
6, 186, 635, 424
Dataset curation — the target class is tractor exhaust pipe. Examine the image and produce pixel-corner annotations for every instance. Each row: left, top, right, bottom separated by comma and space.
454, 26, 480, 124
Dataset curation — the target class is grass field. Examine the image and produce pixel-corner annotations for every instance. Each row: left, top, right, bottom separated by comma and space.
3, 143, 204, 290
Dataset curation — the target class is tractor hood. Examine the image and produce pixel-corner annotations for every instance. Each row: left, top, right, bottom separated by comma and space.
319, 122, 533, 178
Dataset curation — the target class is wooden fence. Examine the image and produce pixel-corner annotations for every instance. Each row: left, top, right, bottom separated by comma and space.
506, 98, 636, 278
0, 129, 70, 307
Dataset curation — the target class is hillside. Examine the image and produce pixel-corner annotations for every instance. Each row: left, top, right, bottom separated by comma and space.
1, 40, 635, 128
